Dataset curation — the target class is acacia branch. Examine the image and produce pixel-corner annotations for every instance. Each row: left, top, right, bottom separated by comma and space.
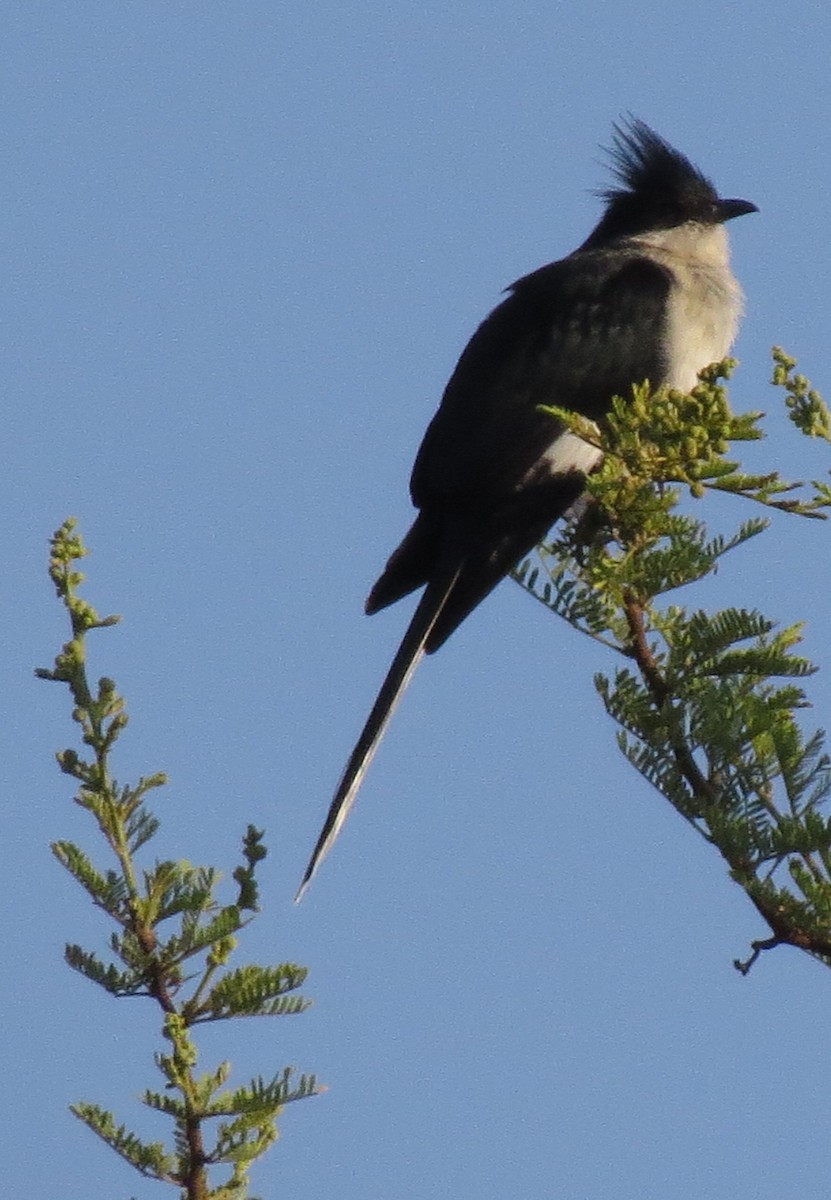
622, 591, 831, 966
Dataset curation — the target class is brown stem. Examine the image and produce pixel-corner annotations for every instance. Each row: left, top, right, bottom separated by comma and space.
733, 937, 781, 975
622, 591, 717, 808
182, 1118, 209, 1200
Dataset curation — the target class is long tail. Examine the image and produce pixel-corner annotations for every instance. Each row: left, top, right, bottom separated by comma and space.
295, 564, 462, 902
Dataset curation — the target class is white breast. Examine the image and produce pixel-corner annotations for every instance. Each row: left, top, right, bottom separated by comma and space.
634, 223, 745, 392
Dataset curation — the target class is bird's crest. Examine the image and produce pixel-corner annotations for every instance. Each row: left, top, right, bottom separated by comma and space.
601, 117, 718, 210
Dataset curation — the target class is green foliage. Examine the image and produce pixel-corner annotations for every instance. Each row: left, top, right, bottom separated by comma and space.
517, 352, 831, 972
774, 346, 831, 443
194, 964, 311, 1023
39, 519, 318, 1199
71, 1102, 177, 1182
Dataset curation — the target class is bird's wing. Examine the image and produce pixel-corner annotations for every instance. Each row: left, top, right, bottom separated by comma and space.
411, 251, 673, 508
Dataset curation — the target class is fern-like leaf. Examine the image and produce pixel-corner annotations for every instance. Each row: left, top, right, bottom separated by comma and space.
198, 963, 310, 1022
71, 1102, 176, 1181
64, 943, 147, 995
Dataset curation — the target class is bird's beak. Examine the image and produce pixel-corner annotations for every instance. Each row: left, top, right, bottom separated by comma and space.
717, 197, 759, 222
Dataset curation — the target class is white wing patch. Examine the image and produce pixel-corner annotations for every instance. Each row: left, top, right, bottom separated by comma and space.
539, 429, 603, 478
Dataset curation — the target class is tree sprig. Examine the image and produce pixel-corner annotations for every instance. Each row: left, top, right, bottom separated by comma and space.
517, 351, 831, 973
39, 519, 318, 1199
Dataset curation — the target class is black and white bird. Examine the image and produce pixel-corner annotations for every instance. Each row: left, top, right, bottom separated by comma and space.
297, 119, 756, 900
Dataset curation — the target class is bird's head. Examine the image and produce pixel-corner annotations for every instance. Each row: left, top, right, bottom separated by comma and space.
582, 118, 757, 249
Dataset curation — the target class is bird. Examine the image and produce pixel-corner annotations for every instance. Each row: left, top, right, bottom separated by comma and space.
296, 118, 757, 900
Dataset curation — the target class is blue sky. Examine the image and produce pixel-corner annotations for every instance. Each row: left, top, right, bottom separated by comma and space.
5, 4, 831, 1197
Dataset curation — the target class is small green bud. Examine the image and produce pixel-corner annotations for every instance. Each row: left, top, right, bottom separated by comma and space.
57, 748, 80, 773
